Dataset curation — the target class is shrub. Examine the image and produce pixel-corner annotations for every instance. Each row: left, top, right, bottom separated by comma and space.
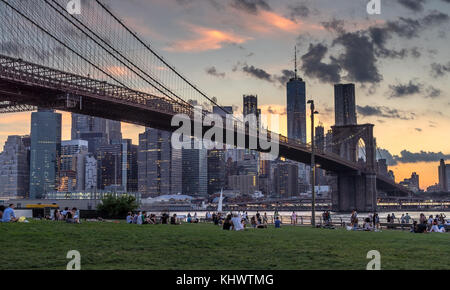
97, 195, 138, 219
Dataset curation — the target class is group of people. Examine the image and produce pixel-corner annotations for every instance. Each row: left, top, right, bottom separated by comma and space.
348, 210, 381, 231
52, 207, 80, 223
126, 211, 158, 224
412, 213, 448, 233
126, 212, 182, 225
220, 212, 282, 231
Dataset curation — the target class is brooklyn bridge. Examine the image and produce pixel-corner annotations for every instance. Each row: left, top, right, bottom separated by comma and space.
0, 0, 411, 211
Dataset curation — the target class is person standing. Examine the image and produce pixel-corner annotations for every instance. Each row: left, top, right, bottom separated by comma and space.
291, 212, 297, 225
405, 213, 411, 224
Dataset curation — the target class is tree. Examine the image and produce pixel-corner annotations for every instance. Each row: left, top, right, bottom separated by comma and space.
97, 195, 138, 219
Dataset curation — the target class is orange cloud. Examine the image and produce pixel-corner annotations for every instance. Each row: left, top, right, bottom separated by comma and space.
106, 66, 129, 77
260, 11, 300, 32
165, 25, 249, 52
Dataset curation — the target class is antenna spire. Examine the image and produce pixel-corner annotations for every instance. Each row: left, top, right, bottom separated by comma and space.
294, 45, 298, 80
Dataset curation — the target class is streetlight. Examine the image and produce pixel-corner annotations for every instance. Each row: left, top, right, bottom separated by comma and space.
307, 100, 319, 227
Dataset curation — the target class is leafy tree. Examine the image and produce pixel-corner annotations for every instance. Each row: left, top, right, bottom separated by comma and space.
97, 195, 138, 219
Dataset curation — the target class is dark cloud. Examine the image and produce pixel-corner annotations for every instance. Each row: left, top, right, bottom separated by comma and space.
425, 86, 442, 99
410, 47, 421, 58
274, 70, 295, 85
288, 2, 310, 19
415, 128, 423, 132
205, 66, 225, 78
300, 43, 341, 83
321, 19, 345, 34
421, 10, 450, 26
241, 64, 273, 82
333, 32, 382, 83
229, 0, 271, 14
397, 0, 426, 12
378, 149, 450, 165
430, 62, 450, 78
266, 106, 287, 115
356, 105, 415, 120
388, 80, 421, 98
377, 148, 397, 166
394, 150, 450, 163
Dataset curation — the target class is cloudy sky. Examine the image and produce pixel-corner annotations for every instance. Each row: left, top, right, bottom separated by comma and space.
1, 0, 449, 189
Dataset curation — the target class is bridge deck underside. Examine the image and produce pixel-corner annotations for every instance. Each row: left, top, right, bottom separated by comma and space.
0, 57, 411, 197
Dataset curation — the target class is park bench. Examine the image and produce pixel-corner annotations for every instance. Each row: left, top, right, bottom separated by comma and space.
379, 223, 412, 230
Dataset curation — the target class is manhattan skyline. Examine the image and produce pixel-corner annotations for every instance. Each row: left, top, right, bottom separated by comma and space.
0, 0, 449, 189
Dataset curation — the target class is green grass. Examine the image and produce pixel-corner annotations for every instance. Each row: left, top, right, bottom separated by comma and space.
0, 221, 449, 270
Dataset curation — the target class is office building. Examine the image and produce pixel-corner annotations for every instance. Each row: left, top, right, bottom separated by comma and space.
29, 109, 61, 198
138, 128, 181, 197
274, 161, 298, 198
438, 159, 450, 192
0, 135, 30, 199
182, 138, 207, 196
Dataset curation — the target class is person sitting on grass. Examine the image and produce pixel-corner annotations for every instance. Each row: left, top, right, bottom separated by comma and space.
161, 213, 169, 224
250, 216, 257, 228
429, 219, 445, 233
231, 213, 244, 231
223, 214, 232, 230
149, 214, 157, 224
126, 212, 133, 224
274, 217, 281, 228
2, 204, 18, 223
73, 208, 80, 224
66, 209, 74, 223
53, 209, 62, 221
0, 205, 5, 221
411, 221, 427, 233
363, 218, 373, 231
170, 214, 180, 225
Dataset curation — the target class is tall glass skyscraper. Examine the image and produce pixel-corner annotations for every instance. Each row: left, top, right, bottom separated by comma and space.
29, 109, 62, 198
287, 77, 306, 142
182, 138, 207, 196
287, 72, 308, 190
138, 128, 181, 197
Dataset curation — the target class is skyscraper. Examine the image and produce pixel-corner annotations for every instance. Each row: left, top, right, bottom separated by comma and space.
438, 159, 450, 192
30, 109, 62, 198
182, 138, 207, 196
0, 135, 30, 199
97, 143, 122, 190
334, 84, 357, 126
243, 95, 259, 117
59, 140, 88, 192
138, 128, 181, 197
71, 114, 122, 154
287, 53, 308, 186
274, 161, 298, 198
207, 149, 226, 195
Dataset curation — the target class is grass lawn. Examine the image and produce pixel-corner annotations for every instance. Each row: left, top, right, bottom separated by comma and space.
0, 221, 449, 270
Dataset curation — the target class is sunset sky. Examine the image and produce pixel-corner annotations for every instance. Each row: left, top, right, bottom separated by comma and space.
1, 0, 449, 189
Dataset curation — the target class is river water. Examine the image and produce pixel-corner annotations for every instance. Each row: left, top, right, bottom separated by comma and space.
153, 210, 450, 220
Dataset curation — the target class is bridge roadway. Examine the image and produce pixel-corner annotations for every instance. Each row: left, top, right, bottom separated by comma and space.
0, 54, 410, 196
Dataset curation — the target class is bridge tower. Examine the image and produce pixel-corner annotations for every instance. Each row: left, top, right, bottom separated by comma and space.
331, 124, 377, 212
